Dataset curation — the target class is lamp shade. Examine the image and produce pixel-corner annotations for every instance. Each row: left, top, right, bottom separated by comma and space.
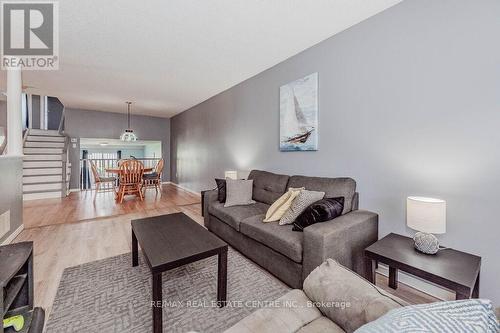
224, 171, 238, 179
406, 196, 446, 234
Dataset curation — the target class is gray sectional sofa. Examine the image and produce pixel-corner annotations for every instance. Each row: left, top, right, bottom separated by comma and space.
203, 170, 379, 288
224, 259, 500, 332
224, 259, 408, 333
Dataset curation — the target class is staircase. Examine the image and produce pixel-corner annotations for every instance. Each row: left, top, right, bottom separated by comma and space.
23, 129, 71, 200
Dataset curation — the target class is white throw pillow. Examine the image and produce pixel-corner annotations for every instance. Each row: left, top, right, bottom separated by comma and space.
224, 178, 256, 207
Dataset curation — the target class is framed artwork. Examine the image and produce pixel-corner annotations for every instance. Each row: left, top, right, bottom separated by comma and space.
280, 72, 318, 151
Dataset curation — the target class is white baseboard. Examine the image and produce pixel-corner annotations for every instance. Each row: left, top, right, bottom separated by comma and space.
69, 188, 80, 193
1, 224, 24, 245
166, 182, 201, 197
377, 263, 455, 301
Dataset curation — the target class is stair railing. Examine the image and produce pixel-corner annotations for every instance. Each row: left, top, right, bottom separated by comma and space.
58, 106, 65, 134
58, 107, 71, 196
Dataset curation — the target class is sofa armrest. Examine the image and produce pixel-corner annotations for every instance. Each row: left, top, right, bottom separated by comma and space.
303, 210, 378, 281
203, 189, 219, 228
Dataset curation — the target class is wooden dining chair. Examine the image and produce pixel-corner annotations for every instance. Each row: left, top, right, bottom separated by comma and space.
117, 159, 144, 203
142, 158, 164, 194
90, 161, 116, 194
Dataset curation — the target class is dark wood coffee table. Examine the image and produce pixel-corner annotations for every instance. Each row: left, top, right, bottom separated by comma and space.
131, 212, 228, 333
364, 233, 481, 300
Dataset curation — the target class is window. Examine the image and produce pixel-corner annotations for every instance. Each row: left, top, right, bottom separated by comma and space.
88, 152, 118, 160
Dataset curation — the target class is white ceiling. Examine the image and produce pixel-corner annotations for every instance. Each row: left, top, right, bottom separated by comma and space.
0, 0, 402, 118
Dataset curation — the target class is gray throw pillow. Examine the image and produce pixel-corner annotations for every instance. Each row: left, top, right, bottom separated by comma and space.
224, 178, 256, 207
279, 189, 325, 225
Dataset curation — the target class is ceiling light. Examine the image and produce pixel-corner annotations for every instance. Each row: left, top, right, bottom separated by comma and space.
120, 101, 137, 142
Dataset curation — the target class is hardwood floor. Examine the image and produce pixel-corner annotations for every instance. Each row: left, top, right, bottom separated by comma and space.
23, 183, 201, 228
14, 184, 438, 323
376, 272, 439, 304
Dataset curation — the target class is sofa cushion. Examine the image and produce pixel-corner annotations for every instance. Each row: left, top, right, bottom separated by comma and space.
209, 201, 269, 231
303, 259, 406, 333
248, 170, 290, 204
223, 289, 322, 333
240, 215, 303, 263
279, 190, 325, 226
224, 179, 256, 207
292, 197, 344, 232
297, 317, 345, 333
215, 178, 227, 202
263, 188, 302, 222
287, 176, 356, 215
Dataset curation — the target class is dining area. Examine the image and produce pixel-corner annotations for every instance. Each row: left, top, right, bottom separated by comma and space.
88, 158, 164, 203
25, 156, 201, 229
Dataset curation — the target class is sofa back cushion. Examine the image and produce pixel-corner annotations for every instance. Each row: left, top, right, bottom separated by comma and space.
303, 259, 406, 333
287, 176, 356, 215
248, 170, 290, 205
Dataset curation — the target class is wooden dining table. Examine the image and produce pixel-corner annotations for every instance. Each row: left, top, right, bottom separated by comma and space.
105, 167, 154, 174
105, 167, 154, 202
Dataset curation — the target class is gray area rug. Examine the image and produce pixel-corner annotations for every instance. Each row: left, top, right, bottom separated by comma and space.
46, 248, 291, 333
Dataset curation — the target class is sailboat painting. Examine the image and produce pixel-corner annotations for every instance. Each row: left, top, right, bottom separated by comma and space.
280, 73, 318, 151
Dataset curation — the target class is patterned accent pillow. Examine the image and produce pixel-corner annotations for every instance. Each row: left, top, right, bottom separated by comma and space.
354, 299, 500, 333
279, 189, 325, 225
224, 179, 256, 207
292, 197, 344, 231
263, 188, 302, 222
215, 178, 226, 202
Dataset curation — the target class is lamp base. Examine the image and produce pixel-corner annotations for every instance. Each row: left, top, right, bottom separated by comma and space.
413, 232, 440, 254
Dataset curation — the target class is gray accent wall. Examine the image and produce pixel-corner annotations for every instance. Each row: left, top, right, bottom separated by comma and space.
47, 97, 64, 130
0, 156, 23, 244
64, 108, 170, 189
170, 0, 500, 304
31, 95, 41, 129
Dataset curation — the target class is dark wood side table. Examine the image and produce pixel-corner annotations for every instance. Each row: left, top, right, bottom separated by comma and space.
0, 241, 45, 332
132, 212, 228, 333
364, 233, 481, 300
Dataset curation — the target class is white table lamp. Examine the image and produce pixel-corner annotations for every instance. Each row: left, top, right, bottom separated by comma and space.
406, 196, 446, 254
224, 171, 238, 180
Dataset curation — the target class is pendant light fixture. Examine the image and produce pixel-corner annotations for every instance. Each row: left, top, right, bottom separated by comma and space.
120, 101, 138, 141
